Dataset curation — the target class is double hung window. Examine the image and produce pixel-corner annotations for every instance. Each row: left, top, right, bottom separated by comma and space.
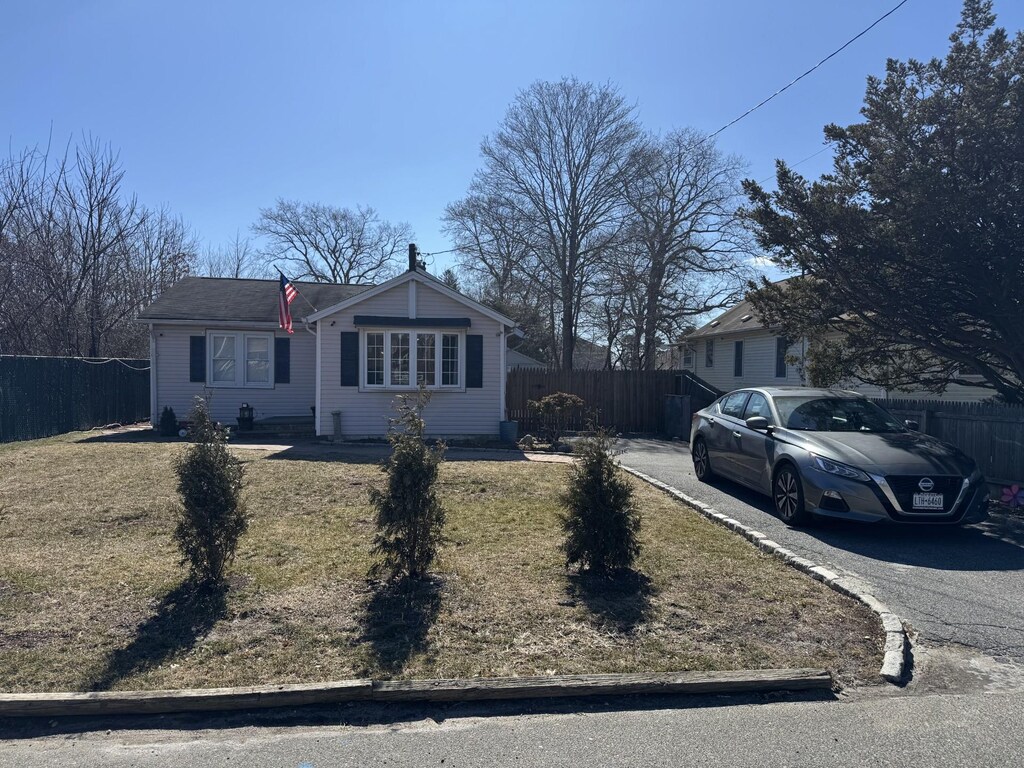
207, 332, 274, 388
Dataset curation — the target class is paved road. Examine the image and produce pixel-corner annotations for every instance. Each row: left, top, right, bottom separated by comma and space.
617, 438, 1024, 666
3, 690, 1024, 766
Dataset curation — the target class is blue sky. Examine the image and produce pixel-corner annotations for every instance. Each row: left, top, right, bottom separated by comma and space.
4, 0, 1022, 274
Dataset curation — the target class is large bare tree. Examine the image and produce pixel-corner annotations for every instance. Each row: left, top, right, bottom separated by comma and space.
253, 200, 412, 284
0, 138, 197, 357
202, 231, 261, 278
471, 78, 643, 370
617, 129, 752, 369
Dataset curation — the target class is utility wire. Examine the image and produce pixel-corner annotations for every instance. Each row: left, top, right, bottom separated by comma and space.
707, 0, 911, 140
758, 146, 832, 184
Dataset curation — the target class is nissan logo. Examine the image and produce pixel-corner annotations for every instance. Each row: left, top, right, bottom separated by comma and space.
918, 477, 935, 492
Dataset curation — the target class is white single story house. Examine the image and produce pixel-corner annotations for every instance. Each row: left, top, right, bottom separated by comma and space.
675, 294, 992, 402
137, 262, 516, 438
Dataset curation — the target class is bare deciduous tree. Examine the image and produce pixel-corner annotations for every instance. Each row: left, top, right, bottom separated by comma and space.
617, 129, 752, 369
0, 137, 197, 357
202, 231, 261, 278
472, 78, 643, 370
253, 200, 412, 284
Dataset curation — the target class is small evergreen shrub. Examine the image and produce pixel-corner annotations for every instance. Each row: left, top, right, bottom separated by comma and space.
369, 388, 447, 580
173, 397, 248, 585
159, 406, 178, 437
528, 391, 584, 446
559, 430, 641, 574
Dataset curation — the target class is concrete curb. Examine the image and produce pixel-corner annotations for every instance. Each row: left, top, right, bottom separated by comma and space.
0, 669, 832, 718
619, 465, 907, 684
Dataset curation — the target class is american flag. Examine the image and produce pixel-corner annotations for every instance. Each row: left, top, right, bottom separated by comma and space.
278, 270, 298, 334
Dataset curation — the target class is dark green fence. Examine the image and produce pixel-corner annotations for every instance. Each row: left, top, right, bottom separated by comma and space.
0, 356, 151, 443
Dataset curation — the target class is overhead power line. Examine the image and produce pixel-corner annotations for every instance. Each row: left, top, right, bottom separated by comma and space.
707, 0, 912, 141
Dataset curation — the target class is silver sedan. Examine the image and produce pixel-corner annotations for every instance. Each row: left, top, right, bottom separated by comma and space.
689, 387, 989, 526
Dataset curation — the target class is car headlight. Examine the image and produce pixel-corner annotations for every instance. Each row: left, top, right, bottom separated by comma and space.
811, 455, 870, 482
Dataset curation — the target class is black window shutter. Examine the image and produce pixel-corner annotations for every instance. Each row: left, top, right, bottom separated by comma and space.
274, 337, 290, 384
340, 332, 359, 386
466, 334, 483, 388
189, 336, 206, 382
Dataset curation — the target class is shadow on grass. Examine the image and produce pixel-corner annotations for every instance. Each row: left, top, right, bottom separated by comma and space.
88, 580, 228, 691
567, 569, 656, 634
359, 576, 442, 676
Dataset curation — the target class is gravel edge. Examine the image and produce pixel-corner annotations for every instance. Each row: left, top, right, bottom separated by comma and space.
619, 465, 906, 684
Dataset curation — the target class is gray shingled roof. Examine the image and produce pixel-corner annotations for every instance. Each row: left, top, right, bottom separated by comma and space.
138, 277, 372, 323
687, 277, 798, 339
687, 297, 764, 339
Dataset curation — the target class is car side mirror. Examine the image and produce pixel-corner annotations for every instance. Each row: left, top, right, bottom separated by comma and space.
904, 419, 919, 431
745, 416, 771, 431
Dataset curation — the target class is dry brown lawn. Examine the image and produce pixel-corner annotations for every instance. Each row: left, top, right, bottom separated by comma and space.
0, 431, 882, 693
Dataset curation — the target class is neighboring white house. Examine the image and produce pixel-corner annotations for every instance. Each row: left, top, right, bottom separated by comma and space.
506, 347, 546, 371
676, 294, 993, 402
137, 263, 516, 438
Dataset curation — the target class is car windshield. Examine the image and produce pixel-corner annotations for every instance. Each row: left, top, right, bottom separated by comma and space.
773, 396, 906, 433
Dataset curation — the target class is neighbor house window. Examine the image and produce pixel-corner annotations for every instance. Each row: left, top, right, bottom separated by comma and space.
364, 330, 463, 389
734, 340, 743, 377
705, 339, 714, 368
775, 336, 789, 378
207, 331, 274, 388
681, 345, 694, 368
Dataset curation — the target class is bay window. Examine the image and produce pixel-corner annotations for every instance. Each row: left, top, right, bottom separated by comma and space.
363, 330, 463, 389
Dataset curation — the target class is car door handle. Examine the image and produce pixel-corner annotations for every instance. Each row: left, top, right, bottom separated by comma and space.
732, 431, 742, 438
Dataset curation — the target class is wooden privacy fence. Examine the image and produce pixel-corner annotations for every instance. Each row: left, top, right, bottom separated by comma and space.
506, 369, 719, 436
0, 355, 151, 443
872, 398, 1024, 486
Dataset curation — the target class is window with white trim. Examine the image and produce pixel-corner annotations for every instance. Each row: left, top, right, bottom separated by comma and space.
206, 331, 275, 388
363, 330, 463, 390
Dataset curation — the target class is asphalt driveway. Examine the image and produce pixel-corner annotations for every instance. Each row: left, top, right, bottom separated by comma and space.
616, 439, 1024, 668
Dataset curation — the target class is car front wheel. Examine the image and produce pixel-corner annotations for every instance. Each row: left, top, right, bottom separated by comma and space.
774, 464, 811, 526
692, 437, 714, 482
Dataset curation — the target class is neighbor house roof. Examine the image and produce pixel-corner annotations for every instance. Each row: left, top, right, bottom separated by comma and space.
687, 297, 765, 339
687, 277, 799, 340
137, 277, 372, 323
506, 348, 546, 369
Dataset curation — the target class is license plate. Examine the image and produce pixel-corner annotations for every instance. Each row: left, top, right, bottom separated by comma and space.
913, 492, 944, 510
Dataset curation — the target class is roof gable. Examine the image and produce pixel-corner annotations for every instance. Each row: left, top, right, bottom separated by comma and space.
306, 270, 516, 327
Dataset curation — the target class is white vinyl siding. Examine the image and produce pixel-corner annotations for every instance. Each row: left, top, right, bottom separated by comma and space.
693, 330, 805, 391
318, 281, 504, 438
691, 328, 994, 402
152, 325, 316, 424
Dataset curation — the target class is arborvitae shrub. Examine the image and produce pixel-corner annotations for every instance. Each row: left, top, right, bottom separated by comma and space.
369, 388, 446, 580
559, 430, 641, 574
173, 397, 248, 585
159, 406, 178, 437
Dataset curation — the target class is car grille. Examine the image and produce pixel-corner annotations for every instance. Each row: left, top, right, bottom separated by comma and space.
885, 475, 963, 513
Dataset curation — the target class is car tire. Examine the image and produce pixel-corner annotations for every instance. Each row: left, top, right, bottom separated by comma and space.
773, 464, 811, 526
692, 437, 714, 482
